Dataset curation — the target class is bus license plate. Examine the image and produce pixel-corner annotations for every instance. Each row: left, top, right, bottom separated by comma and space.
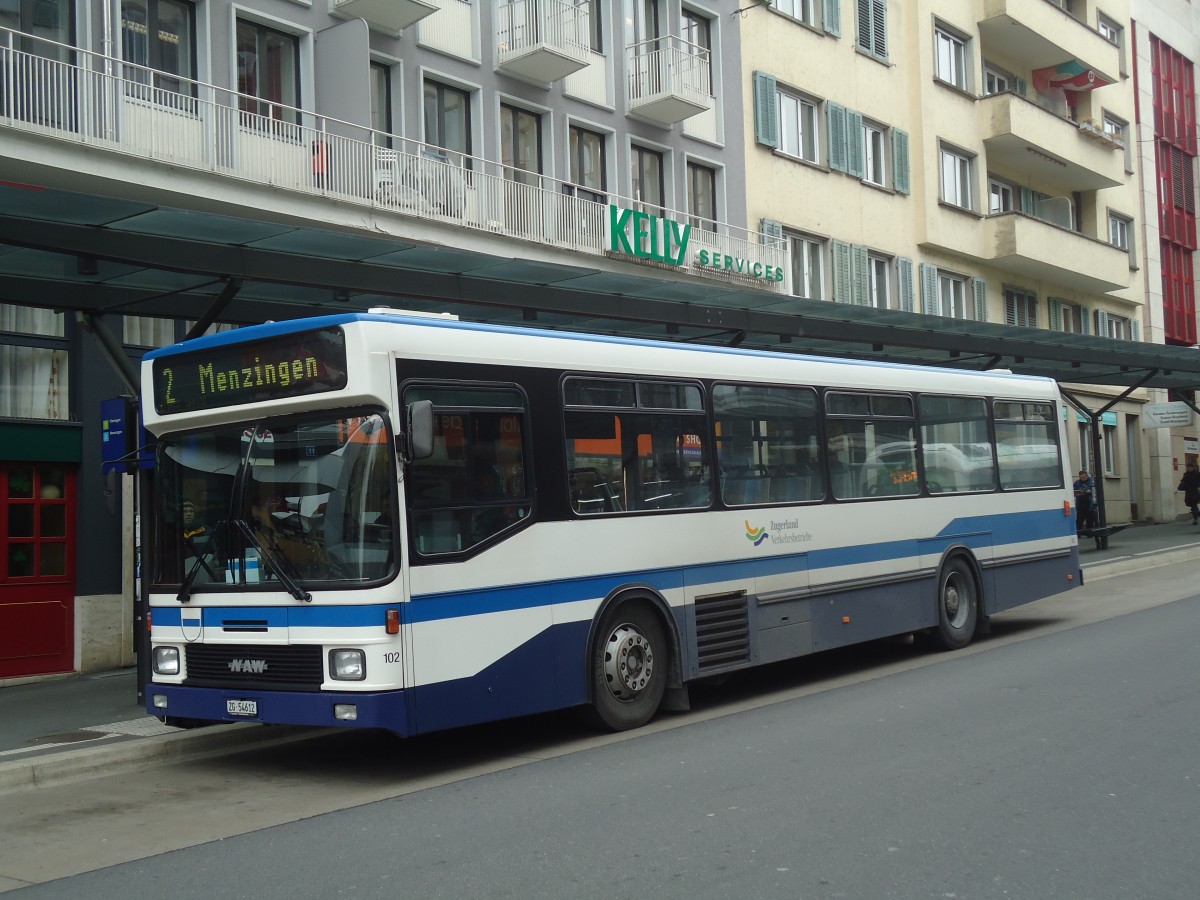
226, 699, 258, 717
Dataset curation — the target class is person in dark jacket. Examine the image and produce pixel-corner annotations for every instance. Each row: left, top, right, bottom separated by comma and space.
1177, 461, 1200, 525
1073, 469, 1095, 532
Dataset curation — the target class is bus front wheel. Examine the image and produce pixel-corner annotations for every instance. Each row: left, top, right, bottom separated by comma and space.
934, 558, 978, 651
590, 604, 667, 731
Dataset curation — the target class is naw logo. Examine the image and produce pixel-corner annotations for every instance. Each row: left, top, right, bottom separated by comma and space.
744, 520, 769, 547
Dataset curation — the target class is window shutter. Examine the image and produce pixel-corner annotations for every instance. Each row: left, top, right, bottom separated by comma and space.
897, 257, 915, 311
920, 262, 938, 315
1015, 77, 1027, 97
1080, 306, 1091, 335
1004, 296, 1017, 326
1019, 186, 1034, 214
852, 244, 869, 304
892, 129, 910, 195
832, 240, 852, 303
871, 0, 888, 58
856, 0, 871, 52
823, 0, 841, 37
846, 108, 865, 179
753, 72, 779, 148
760, 218, 785, 249
1131, 319, 1141, 342
828, 102, 848, 173
1096, 309, 1110, 337
1048, 298, 1064, 332
972, 277, 988, 322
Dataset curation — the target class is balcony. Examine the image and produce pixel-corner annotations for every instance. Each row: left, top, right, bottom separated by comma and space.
0, 26, 784, 294
981, 91, 1124, 191
331, 0, 439, 34
495, 0, 590, 84
978, 0, 1118, 85
627, 36, 712, 126
984, 212, 1130, 293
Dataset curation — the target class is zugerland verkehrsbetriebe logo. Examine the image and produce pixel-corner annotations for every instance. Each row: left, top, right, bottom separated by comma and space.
744, 518, 814, 547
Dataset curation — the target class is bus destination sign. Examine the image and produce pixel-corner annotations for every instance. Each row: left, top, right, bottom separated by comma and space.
153, 326, 349, 414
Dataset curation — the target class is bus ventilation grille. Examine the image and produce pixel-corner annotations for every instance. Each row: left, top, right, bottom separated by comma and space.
695, 590, 750, 670
184, 643, 324, 691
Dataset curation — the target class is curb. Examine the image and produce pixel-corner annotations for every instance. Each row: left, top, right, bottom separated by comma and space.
1081, 545, 1200, 582
0, 722, 324, 797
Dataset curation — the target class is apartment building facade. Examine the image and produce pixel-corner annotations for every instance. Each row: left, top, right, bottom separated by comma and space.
1128, 0, 1200, 521
741, 0, 1164, 520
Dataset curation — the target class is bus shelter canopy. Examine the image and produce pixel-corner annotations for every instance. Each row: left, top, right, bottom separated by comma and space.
2, 183, 1199, 393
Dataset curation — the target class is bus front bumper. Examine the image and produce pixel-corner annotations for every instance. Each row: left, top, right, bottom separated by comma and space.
145, 684, 412, 736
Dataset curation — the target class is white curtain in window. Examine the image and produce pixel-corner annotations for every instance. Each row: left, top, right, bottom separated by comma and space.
0, 346, 67, 419
0, 304, 65, 337
123, 316, 176, 347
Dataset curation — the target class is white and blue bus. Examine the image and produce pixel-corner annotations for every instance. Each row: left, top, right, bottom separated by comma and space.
141, 310, 1081, 735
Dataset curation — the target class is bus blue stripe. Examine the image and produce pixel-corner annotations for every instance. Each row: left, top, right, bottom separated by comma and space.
151, 509, 1071, 629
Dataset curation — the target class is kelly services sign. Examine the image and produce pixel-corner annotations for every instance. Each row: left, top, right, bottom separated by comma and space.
608, 204, 785, 284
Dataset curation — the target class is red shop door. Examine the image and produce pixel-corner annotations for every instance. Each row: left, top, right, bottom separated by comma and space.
0, 464, 77, 678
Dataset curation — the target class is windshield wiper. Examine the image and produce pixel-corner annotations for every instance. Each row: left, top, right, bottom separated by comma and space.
177, 520, 226, 604
233, 519, 312, 603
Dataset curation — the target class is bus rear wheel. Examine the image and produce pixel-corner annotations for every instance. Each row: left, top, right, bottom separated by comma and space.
590, 604, 667, 731
934, 558, 978, 651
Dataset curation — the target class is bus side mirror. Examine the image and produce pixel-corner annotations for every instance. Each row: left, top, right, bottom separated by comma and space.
405, 400, 434, 462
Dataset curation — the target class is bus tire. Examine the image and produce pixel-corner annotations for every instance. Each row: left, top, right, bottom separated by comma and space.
934, 557, 978, 651
589, 603, 667, 731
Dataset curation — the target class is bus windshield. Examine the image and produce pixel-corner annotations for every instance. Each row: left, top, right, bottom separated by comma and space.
154, 411, 396, 591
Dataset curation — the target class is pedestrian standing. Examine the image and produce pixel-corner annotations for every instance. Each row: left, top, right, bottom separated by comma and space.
1073, 468, 1095, 532
1177, 461, 1200, 525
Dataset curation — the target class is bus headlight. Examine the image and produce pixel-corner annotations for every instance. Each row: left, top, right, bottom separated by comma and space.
330, 649, 366, 681
154, 646, 181, 676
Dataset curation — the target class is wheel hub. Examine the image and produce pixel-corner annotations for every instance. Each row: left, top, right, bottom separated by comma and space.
944, 582, 961, 618
603, 624, 654, 701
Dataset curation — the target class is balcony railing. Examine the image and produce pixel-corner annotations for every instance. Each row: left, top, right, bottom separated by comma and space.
495, 0, 590, 83
0, 27, 783, 293
627, 36, 712, 126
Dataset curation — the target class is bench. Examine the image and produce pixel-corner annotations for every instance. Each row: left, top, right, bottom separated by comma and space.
1077, 523, 1129, 550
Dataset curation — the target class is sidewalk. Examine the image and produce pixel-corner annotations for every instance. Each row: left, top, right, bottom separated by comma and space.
1, 521, 1197, 793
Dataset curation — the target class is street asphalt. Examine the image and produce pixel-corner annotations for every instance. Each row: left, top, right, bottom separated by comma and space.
1, 519, 1197, 795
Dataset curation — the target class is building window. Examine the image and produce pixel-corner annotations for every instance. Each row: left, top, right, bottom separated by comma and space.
681, 9, 713, 96
1078, 423, 1092, 473
778, 89, 819, 163
934, 24, 968, 91
687, 162, 717, 231
774, 0, 816, 27
1097, 310, 1132, 339
1102, 422, 1118, 475
579, 0, 602, 52
631, 145, 665, 217
984, 64, 1013, 96
236, 19, 300, 124
423, 80, 472, 167
123, 316, 176, 347
370, 62, 392, 147
863, 121, 886, 186
938, 271, 970, 320
0, 305, 68, 421
1108, 213, 1128, 248
1004, 288, 1038, 327
1161, 240, 1197, 345
989, 177, 1015, 213
1049, 299, 1087, 334
856, 0, 888, 61
121, 0, 196, 96
868, 253, 890, 309
790, 233, 825, 300
940, 145, 973, 210
1098, 13, 1121, 45
0, 0, 75, 57
569, 125, 607, 203
500, 104, 543, 187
